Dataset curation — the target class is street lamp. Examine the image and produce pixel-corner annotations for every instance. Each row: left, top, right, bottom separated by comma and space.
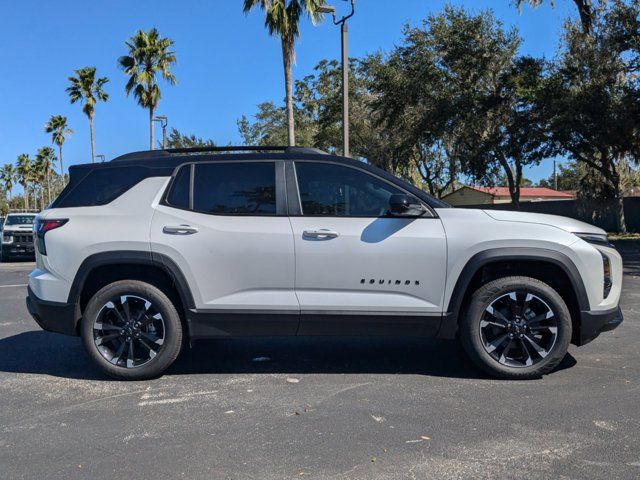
318, 0, 355, 157
152, 115, 169, 149
95, 154, 106, 163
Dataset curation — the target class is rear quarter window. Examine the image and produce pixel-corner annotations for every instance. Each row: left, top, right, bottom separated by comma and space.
52, 166, 160, 208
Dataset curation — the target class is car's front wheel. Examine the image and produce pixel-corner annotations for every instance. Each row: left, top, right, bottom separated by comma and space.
460, 276, 572, 379
81, 280, 184, 380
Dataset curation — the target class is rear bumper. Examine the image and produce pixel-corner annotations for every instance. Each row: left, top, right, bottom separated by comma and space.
578, 306, 624, 345
26, 286, 79, 336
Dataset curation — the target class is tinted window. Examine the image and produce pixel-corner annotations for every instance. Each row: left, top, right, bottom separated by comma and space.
296, 162, 403, 216
165, 165, 190, 209
52, 166, 159, 208
5, 215, 35, 226
193, 162, 276, 215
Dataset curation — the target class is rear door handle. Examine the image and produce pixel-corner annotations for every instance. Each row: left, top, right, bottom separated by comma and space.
163, 225, 199, 235
303, 228, 339, 239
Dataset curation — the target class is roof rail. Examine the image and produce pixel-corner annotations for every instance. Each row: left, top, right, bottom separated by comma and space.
111, 145, 328, 162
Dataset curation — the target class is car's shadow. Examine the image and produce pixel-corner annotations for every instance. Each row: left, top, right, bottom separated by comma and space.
0, 331, 577, 381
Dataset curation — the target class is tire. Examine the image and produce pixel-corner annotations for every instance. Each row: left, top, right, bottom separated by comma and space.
81, 280, 184, 380
459, 276, 572, 380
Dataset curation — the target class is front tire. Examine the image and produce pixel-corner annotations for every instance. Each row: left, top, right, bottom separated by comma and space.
460, 276, 572, 380
81, 280, 183, 380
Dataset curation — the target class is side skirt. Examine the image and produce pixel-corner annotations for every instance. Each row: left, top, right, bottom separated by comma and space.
186, 309, 443, 339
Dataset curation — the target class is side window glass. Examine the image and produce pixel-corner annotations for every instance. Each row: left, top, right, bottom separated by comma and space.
193, 162, 276, 215
165, 165, 190, 209
295, 162, 403, 217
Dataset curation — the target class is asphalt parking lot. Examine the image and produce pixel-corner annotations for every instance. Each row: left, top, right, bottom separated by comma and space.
0, 243, 638, 479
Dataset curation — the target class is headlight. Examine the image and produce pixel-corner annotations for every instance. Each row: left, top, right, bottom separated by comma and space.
2, 234, 12, 244
601, 251, 612, 298
574, 232, 613, 248
574, 233, 614, 298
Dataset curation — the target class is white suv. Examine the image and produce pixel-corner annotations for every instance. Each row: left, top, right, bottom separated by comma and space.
1, 213, 37, 262
27, 146, 623, 380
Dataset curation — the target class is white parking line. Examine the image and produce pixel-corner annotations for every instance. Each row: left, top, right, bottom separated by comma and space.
0, 284, 28, 288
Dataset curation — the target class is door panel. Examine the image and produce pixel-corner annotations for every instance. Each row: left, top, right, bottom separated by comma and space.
290, 161, 448, 336
152, 206, 297, 311
150, 161, 298, 336
290, 216, 447, 314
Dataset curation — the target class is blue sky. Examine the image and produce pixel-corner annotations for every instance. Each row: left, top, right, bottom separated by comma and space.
0, 0, 575, 186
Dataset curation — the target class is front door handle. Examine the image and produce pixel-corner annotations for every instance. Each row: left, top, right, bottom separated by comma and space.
163, 225, 199, 235
303, 228, 339, 239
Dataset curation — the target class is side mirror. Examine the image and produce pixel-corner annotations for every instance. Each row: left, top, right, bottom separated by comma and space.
388, 194, 427, 216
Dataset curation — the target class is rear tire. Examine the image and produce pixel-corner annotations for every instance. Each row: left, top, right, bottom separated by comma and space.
460, 276, 572, 380
81, 280, 183, 380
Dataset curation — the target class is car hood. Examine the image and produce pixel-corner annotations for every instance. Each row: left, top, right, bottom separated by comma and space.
482, 210, 605, 235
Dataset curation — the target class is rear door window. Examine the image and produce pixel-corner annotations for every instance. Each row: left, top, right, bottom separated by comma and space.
165, 164, 191, 210
193, 162, 276, 215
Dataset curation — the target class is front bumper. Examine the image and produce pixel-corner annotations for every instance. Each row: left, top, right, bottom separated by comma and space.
26, 286, 79, 336
578, 306, 624, 345
2, 243, 35, 258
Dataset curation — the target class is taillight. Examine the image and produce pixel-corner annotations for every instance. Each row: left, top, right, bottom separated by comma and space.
34, 218, 68, 255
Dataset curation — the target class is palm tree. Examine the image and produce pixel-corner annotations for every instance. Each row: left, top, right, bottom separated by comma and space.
45, 115, 73, 181
0, 164, 16, 206
243, 0, 325, 146
16, 154, 32, 210
66, 67, 109, 163
118, 28, 177, 150
35, 147, 56, 207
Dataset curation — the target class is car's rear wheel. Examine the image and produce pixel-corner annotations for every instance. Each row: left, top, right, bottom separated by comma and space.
81, 280, 183, 380
460, 276, 572, 379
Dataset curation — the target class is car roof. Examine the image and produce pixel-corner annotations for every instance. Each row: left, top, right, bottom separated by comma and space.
67, 146, 450, 209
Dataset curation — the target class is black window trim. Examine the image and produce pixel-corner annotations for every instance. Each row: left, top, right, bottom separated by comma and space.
160, 159, 287, 217
288, 159, 438, 219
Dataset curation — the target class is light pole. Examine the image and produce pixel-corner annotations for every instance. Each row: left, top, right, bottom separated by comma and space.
95, 154, 106, 163
318, 0, 355, 158
152, 115, 168, 149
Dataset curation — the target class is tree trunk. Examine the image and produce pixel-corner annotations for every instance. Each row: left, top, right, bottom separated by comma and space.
501, 159, 520, 210
573, 0, 593, 34
46, 169, 51, 206
149, 107, 155, 150
58, 145, 64, 184
23, 181, 29, 210
281, 38, 295, 146
89, 115, 96, 163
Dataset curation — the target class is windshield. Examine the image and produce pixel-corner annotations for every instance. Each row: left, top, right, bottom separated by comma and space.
5, 215, 35, 226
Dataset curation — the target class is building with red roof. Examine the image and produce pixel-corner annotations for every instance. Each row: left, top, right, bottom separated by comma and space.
442, 185, 575, 206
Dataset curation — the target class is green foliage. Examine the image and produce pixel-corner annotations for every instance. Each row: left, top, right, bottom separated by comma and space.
539, 0, 640, 231
369, 6, 548, 201
165, 128, 215, 148
118, 28, 177, 112
242, 0, 325, 55
44, 115, 73, 148
238, 101, 316, 147
243, 0, 327, 146
1, 163, 16, 203
45, 115, 72, 178
66, 67, 109, 119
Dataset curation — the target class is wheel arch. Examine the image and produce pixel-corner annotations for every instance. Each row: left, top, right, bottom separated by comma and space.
438, 248, 590, 344
68, 251, 195, 334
